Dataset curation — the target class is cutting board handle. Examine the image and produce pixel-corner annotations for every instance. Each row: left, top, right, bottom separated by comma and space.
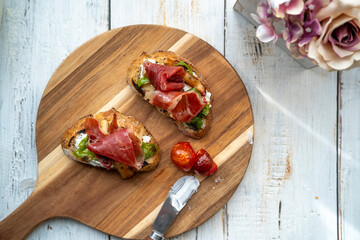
0, 187, 51, 240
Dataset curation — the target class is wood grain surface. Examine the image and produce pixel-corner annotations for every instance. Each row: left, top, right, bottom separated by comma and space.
0, 25, 254, 239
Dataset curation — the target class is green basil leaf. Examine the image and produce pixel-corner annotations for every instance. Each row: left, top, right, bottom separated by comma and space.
187, 87, 201, 96
137, 77, 150, 87
73, 148, 85, 158
82, 149, 96, 158
201, 104, 210, 117
78, 135, 89, 150
175, 61, 193, 74
190, 115, 204, 129
73, 148, 96, 159
73, 134, 96, 159
141, 142, 158, 159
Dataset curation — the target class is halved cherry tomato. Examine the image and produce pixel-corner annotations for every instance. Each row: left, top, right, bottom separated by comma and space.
193, 149, 218, 176
171, 142, 196, 171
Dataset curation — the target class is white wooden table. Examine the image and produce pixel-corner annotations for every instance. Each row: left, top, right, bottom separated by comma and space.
0, 1, 359, 239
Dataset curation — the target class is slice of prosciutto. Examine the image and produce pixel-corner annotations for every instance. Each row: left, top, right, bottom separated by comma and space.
84, 117, 106, 143
84, 117, 113, 169
143, 61, 186, 91
147, 90, 207, 123
108, 113, 145, 166
84, 116, 145, 170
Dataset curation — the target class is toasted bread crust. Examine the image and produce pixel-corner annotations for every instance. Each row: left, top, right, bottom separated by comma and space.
128, 51, 212, 138
61, 109, 160, 179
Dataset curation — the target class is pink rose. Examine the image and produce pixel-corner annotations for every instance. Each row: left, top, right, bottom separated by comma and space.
306, 0, 360, 70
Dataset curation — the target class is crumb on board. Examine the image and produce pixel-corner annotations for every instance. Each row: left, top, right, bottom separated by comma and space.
247, 131, 254, 145
215, 176, 223, 183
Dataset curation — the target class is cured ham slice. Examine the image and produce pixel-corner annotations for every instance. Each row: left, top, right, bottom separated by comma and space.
84, 117, 113, 169
143, 61, 185, 91
108, 113, 119, 134
108, 114, 145, 166
127, 128, 145, 165
84, 117, 106, 143
87, 128, 144, 170
84, 116, 144, 170
171, 93, 207, 122
94, 155, 113, 170
147, 90, 207, 123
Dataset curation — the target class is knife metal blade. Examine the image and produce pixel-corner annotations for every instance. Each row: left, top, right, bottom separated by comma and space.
148, 176, 200, 240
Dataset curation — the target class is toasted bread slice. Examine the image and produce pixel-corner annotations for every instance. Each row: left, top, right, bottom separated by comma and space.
61, 109, 160, 179
128, 51, 212, 138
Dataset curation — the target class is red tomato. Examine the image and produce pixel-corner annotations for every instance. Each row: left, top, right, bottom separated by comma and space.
171, 142, 196, 171
193, 149, 218, 176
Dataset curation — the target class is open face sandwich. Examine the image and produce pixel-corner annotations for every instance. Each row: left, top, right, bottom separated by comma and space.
61, 109, 160, 179
128, 51, 212, 138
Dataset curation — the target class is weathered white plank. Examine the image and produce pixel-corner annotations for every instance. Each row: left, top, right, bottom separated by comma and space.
110, 0, 224, 53
0, 0, 109, 239
2, 1, 352, 240
0, 0, 3, 26
110, 1, 224, 239
338, 69, 360, 240
225, 0, 338, 239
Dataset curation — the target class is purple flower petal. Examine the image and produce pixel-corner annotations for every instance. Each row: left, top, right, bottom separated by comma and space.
306, 18, 322, 35
268, 0, 289, 10
288, 8, 305, 25
286, 21, 304, 42
285, 0, 305, 15
253, 1, 278, 26
346, 43, 360, 52
275, 4, 287, 18
298, 18, 322, 47
306, 0, 328, 14
257, 2, 271, 19
256, 24, 278, 43
298, 36, 315, 47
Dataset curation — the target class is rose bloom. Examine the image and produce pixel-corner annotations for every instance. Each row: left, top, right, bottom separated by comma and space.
304, 0, 360, 70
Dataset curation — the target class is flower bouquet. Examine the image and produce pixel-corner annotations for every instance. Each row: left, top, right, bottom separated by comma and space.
251, 0, 360, 71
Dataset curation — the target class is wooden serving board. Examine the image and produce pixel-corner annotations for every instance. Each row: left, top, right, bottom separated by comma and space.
0, 25, 254, 240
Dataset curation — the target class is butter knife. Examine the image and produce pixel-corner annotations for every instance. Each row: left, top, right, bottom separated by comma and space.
145, 175, 200, 240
